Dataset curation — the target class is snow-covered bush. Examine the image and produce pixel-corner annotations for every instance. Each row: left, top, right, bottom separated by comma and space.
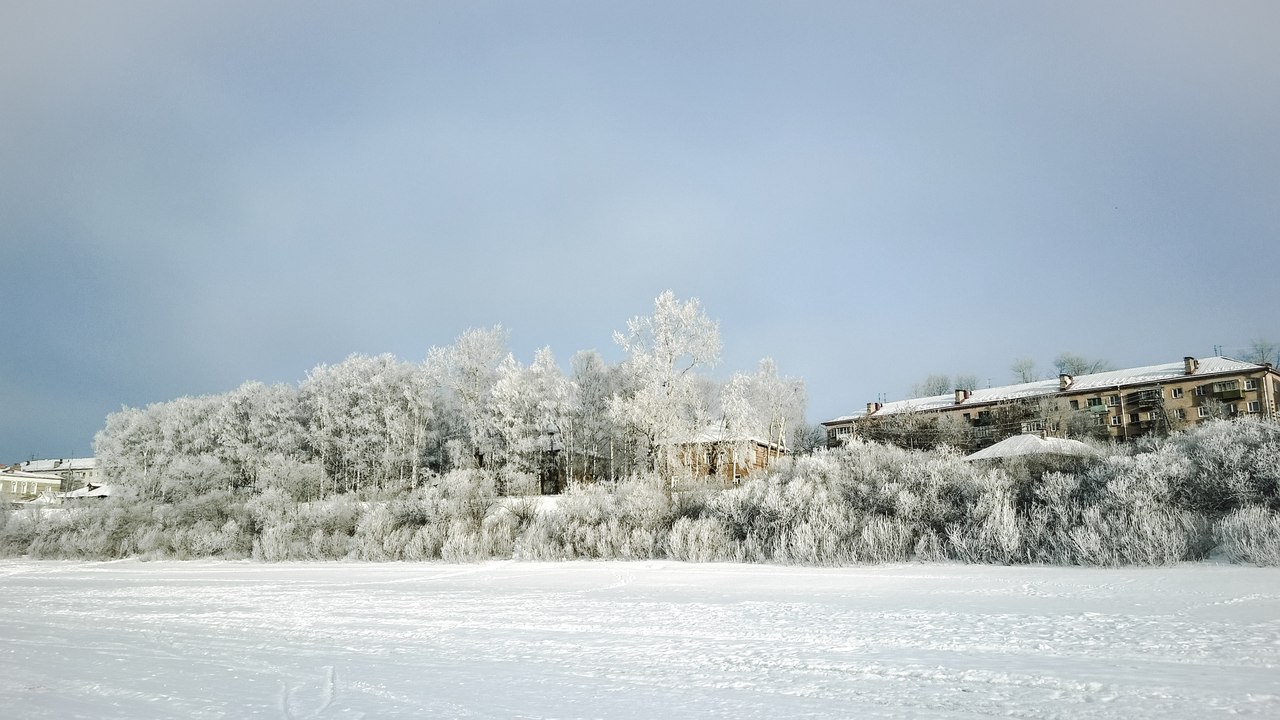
516, 475, 673, 560
1215, 506, 1280, 565
10, 417, 1279, 567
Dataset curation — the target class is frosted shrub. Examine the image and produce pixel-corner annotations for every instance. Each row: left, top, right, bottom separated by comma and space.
479, 506, 521, 558
403, 524, 447, 560
1067, 505, 1204, 566
254, 522, 305, 561
441, 519, 489, 562
946, 481, 1022, 564
854, 516, 915, 562
258, 456, 326, 502
518, 475, 672, 560
0, 504, 37, 556
1021, 472, 1082, 564
352, 504, 401, 561
913, 528, 947, 562
1173, 418, 1280, 512
666, 517, 733, 562
1215, 507, 1280, 565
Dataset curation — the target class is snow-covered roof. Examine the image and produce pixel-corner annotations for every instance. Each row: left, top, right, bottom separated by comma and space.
846, 356, 1266, 420
20, 492, 63, 505
667, 428, 788, 451
19, 458, 97, 473
965, 434, 1097, 461
62, 484, 113, 498
1, 469, 65, 482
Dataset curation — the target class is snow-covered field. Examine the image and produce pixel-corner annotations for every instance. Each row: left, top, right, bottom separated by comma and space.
1, 560, 1278, 719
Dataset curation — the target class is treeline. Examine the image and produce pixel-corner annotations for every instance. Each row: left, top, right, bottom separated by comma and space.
89, 292, 813, 501
4, 418, 1279, 565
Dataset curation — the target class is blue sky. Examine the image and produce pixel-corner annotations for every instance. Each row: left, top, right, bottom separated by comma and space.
3, 1, 1278, 461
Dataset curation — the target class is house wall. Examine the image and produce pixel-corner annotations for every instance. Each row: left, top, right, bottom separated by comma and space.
0, 474, 62, 498
678, 441, 780, 486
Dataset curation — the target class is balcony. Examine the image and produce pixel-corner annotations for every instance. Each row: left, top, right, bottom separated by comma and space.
1125, 389, 1163, 407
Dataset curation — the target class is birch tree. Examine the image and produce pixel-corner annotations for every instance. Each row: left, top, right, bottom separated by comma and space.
609, 291, 721, 480
442, 326, 509, 470
491, 347, 572, 479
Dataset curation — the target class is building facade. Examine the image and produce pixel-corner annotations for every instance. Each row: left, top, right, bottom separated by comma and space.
0, 470, 64, 501
672, 430, 788, 486
823, 356, 1280, 449
14, 458, 100, 491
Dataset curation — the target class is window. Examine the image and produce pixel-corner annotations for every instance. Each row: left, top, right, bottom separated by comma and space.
1110, 415, 1121, 426
1194, 386, 1206, 396
1129, 413, 1140, 423
1171, 387, 1183, 399
1176, 409, 1187, 420
1214, 380, 1239, 393
1087, 397, 1103, 408
1069, 400, 1079, 410
1108, 395, 1121, 406
1248, 401, 1261, 413
1228, 403, 1238, 415
1245, 379, 1259, 391
1198, 406, 1210, 418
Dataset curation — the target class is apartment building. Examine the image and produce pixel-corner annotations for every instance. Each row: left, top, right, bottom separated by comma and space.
823, 356, 1280, 449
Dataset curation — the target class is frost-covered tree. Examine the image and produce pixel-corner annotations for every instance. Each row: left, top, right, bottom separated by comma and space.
609, 291, 721, 480
95, 394, 225, 501
440, 326, 509, 470
490, 347, 572, 478
213, 381, 306, 492
300, 354, 434, 494
569, 350, 633, 481
721, 358, 807, 454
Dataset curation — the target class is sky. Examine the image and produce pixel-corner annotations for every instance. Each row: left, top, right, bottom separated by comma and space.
3, 1, 1278, 461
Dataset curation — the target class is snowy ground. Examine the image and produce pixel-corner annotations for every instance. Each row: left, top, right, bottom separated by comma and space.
2, 560, 1278, 719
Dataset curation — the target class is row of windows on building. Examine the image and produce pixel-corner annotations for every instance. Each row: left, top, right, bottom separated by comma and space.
1070, 380, 1259, 409
2, 481, 55, 495
1090, 402, 1262, 427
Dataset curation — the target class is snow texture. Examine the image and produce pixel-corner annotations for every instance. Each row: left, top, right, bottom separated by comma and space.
2, 560, 1278, 718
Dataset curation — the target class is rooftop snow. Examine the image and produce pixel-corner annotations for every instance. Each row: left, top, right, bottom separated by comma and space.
836, 356, 1265, 420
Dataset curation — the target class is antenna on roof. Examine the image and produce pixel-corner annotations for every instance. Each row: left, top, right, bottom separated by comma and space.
1213, 344, 1222, 356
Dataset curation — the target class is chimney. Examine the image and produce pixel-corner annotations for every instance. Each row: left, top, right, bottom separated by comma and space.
1184, 356, 1199, 375
866, 402, 882, 415
954, 389, 970, 404
1059, 373, 1073, 390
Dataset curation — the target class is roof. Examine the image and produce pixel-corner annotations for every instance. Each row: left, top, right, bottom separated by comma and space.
965, 434, 1097, 461
667, 428, 788, 452
19, 458, 97, 473
1, 469, 65, 482
837, 356, 1268, 421
62, 484, 113, 498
